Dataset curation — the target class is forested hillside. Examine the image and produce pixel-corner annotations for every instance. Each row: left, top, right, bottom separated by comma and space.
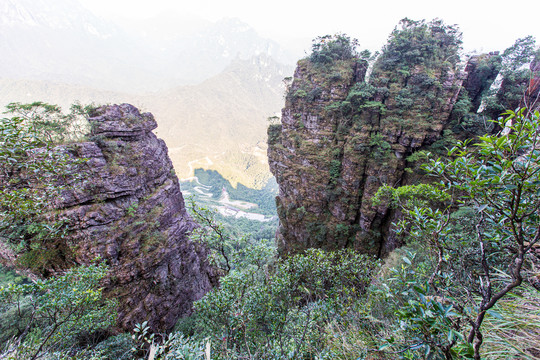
1, 18, 539, 360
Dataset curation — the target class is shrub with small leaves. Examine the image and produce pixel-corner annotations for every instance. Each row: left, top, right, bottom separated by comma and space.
0, 263, 115, 360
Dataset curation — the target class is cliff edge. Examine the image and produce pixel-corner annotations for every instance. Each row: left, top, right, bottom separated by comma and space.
267, 21, 537, 257
38, 104, 215, 331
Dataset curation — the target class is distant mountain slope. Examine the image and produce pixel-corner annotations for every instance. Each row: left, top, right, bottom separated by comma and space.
149, 54, 293, 188
0, 0, 167, 93
0, 54, 293, 189
169, 18, 295, 84
0, 0, 295, 188
0, 78, 137, 109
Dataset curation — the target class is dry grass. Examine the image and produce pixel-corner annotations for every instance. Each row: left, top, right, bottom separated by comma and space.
481, 284, 540, 359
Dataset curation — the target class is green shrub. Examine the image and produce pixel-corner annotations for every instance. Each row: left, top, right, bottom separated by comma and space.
0, 105, 87, 260
0, 263, 116, 359
89, 333, 134, 360
379, 18, 462, 71
374, 108, 540, 359
193, 248, 378, 359
309, 34, 359, 65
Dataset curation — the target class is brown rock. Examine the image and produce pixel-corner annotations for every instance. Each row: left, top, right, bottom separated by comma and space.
268, 39, 466, 257
28, 104, 215, 332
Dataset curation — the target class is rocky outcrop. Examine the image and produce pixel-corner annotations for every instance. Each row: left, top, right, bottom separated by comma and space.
51, 104, 215, 332
462, 53, 501, 112
527, 58, 540, 101
268, 22, 507, 257
483, 48, 540, 120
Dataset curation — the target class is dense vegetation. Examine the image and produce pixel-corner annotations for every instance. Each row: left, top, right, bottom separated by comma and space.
3, 106, 539, 360
1, 20, 540, 360
175, 108, 539, 359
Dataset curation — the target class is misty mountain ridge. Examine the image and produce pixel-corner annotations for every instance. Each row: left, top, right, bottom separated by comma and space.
0, 0, 163, 93
0, 0, 296, 188
0, 53, 293, 189
170, 18, 297, 83
0, 0, 295, 92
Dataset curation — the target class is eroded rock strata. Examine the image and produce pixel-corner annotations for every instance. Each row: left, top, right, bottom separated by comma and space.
55, 104, 215, 332
268, 24, 512, 257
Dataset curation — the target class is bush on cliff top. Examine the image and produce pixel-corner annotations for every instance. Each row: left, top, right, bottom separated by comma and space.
380, 18, 462, 70
309, 34, 360, 65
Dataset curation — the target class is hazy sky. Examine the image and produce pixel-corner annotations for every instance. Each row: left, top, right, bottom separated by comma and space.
80, 0, 540, 53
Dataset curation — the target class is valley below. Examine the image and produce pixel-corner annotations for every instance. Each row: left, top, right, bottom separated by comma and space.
181, 176, 277, 222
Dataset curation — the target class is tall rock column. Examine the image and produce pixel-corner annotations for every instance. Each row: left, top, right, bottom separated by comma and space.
268, 22, 468, 257
53, 104, 216, 332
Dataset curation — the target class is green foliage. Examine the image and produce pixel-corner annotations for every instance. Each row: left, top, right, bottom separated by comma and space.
404, 150, 431, 174
170, 202, 380, 359
0, 102, 95, 254
483, 37, 539, 118
373, 183, 451, 210
324, 83, 386, 120
357, 18, 465, 135
394, 89, 414, 109
0, 105, 89, 263
380, 18, 462, 71
327, 148, 344, 188
428, 129, 458, 155
0, 102, 119, 359
293, 89, 308, 99
309, 34, 359, 65
188, 198, 275, 275
328, 159, 342, 184
375, 108, 540, 359
189, 200, 235, 274
369, 133, 391, 161
305, 221, 329, 247
90, 333, 134, 360
453, 109, 495, 139
0, 263, 115, 360
377, 252, 474, 359
210, 210, 278, 242
267, 124, 282, 145
347, 83, 376, 106
193, 248, 378, 359
132, 321, 208, 360
500, 36, 537, 74
346, 83, 381, 113
17, 246, 72, 274
0, 265, 28, 287
3, 102, 94, 143
307, 87, 323, 102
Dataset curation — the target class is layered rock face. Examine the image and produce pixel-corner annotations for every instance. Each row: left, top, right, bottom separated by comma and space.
268, 23, 507, 257
53, 104, 215, 331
